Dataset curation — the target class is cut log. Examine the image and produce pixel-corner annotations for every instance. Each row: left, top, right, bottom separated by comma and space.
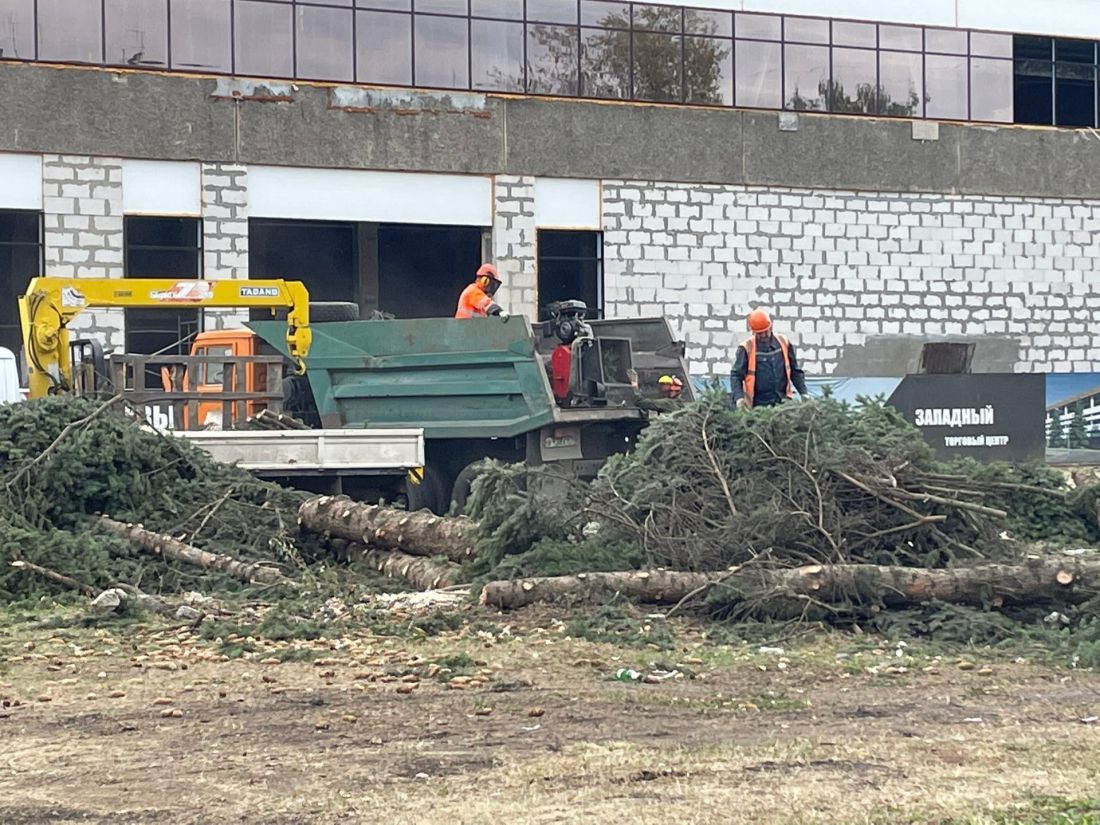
480, 569, 719, 610
10, 559, 97, 597
344, 542, 463, 590
479, 556, 1100, 614
298, 495, 477, 563
97, 515, 290, 586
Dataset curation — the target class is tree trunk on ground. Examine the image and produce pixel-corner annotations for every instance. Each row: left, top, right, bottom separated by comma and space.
479, 557, 1100, 614
297, 496, 477, 563
97, 515, 290, 586
480, 569, 718, 610
9, 559, 97, 597
344, 542, 463, 590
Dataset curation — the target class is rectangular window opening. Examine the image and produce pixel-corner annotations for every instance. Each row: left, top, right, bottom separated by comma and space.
537, 229, 603, 321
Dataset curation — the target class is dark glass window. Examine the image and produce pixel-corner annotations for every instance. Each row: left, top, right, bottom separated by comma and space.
735, 38, 780, 108
829, 46, 876, 113
296, 6, 353, 80
632, 4, 679, 33
735, 12, 778, 41
105, 0, 168, 67
124, 216, 202, 360
783, 16, 827, 45
832, 20, 874, 48
414, 14, 468, 87
537, 230, 601, 320
528, 0, 576, 22
925, 27, 966, 54
471, 0, 521, 20
925, 53, 967, 119
784, 43, 827, 110
878, 50, 922, 116
416, 0, 466, 13
684, 9, 729, 38
526, 23, 578, 95
0, 0, 34, 59
580, 27, 629, 98
356, 10, 412, 84
171, 0, 231, 72
471, 18, 522, 91
1056, 61, 1095, 127
1057, 39, 1095, 64
38, 0, 102, 62
235, 0, 293, 77
970, 57, 1013, 121
684, 36, 731, 105
0, 211, 40, 354
1014, 34, 1051, 61
970, 31, 1011, 58
1014, 35, 1053, 125
879, 24, 920, 52
632, 31, 680, 102
580, 1, 626, 28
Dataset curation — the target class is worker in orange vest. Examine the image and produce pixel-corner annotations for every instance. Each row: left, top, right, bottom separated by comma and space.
730, 309, 807, 409
455, 263, 509, 319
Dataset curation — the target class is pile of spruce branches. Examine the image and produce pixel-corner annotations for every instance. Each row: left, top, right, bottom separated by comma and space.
466, 393, 1100, 577
0, 396, 326, 601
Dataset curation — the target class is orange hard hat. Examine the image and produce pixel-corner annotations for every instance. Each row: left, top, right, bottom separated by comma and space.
476, 263, 500, 281
747, 308, 772, 334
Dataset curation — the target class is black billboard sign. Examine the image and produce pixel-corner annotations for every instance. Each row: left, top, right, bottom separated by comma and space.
886, 374, 1047, 463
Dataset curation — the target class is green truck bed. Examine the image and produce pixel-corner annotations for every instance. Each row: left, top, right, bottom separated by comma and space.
250, 315, 692, 440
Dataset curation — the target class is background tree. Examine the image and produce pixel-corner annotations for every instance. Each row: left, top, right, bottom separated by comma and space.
525, 8, 729, 103
1068, 402, 1089, 449
1049, 408, 1066, 448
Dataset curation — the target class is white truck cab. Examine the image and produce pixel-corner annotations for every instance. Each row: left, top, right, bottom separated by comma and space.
0, 348, 23, 404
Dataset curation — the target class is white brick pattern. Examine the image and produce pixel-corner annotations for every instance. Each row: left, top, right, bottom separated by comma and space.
42, 155, 125, 347
202, 163, 249, 329
601, 181, 1100, 376
493, 175, 537, 317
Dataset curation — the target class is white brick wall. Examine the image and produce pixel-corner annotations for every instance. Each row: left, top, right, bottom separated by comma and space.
492, 175, 537, 317
42, 155, 125, 347
602, 181, 1100, 376
202, 163, 249, 330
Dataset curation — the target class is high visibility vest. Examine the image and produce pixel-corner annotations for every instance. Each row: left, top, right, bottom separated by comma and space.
455, 283, 495, 318
741, 334, 793, 407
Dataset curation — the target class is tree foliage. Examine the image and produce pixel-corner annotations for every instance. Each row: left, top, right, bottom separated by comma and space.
0, 396, 323, 601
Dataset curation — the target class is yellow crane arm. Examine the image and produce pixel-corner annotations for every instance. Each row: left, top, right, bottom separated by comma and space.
18, 277, 311, 398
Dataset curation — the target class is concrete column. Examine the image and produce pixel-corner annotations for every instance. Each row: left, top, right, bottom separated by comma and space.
492, 175, 537, 318
42, 154, 125, 348
201, 162, 249, 329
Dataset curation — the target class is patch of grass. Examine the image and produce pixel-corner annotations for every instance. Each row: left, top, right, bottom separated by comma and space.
749, 691, 809, 712
942, 795, 1100, 824
219, 640, 259, 659
271, 647, 320, 663
366, 610, 464, 638
428, 652, 478, 682
563, 604, 677, 650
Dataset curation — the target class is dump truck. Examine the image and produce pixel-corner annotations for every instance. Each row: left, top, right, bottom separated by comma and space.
248, 305, 693, 513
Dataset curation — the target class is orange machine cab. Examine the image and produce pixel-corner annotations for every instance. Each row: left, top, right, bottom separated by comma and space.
163, 329, 271, 428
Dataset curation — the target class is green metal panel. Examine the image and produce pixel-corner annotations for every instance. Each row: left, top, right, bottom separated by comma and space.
250, 317, 556, 439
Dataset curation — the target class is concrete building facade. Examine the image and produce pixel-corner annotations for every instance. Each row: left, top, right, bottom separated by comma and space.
3, 0, 1100, 377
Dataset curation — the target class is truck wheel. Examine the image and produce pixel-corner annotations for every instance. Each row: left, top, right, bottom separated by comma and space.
310, 302, 360, 323
449, 462, 482, 516
406, 465, 451, 515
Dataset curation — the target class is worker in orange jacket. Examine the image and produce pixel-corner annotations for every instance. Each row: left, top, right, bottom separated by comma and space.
730, 309, 808, 409
455, 263, 509, 319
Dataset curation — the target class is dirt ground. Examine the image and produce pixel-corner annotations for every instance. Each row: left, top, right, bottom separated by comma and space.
2, 604, 1099, 825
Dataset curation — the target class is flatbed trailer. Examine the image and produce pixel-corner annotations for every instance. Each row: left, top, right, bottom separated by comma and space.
174, 427, 424, 498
